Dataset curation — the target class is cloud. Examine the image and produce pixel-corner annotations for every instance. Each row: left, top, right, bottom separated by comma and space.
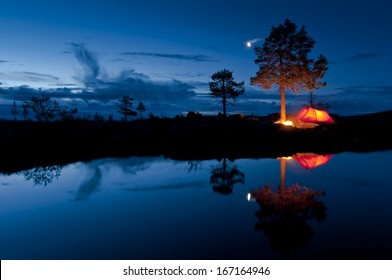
346, 52, 380, 62
148, 72, 205, 81
0, 60, 9, 63
0, 71, 60, 83
0, 44, 201, 119
0, 85, 82, 103
120, 52, 215, 62
0, 44, 201, 117
68, 42, 101, 86
54, 83, 79, 87
67, 43, 197, 103
316, 85, 392, 115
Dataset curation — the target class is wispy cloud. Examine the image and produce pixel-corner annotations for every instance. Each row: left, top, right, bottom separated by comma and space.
68, 42, 101, 86
346, 52, 380, 62
0, 60, 9, 63
149, 72, 205, 80
319, 85, 392, 115
0, 85, 79, 100
0, 71, 60, 83
120, 52, 216, 62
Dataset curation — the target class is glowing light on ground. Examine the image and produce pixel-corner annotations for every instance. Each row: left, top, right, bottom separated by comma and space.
274, 120, 293, 126
277, 156, 293, 160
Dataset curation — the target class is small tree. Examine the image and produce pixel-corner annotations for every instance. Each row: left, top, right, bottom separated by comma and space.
250, 19, 328, 123
118, 95, 137, 121
209, 69, 245, 117
23, 94, 60, 121
10, 100, 20, 121
58, 106, 78, 121
136, 102, 146, 119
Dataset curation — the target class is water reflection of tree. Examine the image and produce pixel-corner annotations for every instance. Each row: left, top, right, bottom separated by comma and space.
21, 165, 62, 186
210, 158, 244, 195
250, 157, 326, 256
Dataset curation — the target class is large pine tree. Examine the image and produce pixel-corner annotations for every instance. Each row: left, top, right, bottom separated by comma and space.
250, 19, 328, 123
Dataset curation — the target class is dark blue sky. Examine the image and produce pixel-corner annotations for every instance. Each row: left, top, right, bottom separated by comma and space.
1, 0, 391, 118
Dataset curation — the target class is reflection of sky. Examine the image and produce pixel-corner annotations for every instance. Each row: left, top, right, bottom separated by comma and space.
1, 0, 391, 118
0, 150, 392, 259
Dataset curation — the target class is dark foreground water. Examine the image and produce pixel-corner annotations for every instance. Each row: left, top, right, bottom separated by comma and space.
1, 150, 391, 260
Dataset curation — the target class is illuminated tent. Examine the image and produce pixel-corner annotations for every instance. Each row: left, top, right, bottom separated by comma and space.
293, 153, 332, 169
294, 107, 334, 123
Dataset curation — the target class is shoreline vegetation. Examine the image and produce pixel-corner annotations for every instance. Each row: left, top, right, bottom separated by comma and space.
1, 109, 392, 174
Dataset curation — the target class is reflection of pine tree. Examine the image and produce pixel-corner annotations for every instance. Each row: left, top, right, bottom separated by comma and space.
210, 158, 244, 195
252, 183, 326, 256
250, 157, 326, 256
21, 165, 62, 186
252, 184, 326, 220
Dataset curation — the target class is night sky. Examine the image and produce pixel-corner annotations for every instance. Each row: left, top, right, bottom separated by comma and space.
1, 0, 391, 118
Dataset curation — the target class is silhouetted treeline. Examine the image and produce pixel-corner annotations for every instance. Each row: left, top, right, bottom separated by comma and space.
1, 110, 392, 174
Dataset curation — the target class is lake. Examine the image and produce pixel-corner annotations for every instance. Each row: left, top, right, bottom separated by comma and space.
1, 149, 391, 260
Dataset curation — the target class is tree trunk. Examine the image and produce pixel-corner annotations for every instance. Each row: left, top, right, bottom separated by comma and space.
279, 85, 286, 122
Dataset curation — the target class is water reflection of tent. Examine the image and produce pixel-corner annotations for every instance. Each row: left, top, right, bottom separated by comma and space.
294, 107, 334, 124
293, 153, 332, 169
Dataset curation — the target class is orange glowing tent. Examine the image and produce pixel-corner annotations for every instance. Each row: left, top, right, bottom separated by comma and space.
294, 107, 334, 123
293, 153, 332, 169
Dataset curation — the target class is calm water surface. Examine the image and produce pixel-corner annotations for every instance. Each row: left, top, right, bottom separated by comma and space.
1, 150, 391, 260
